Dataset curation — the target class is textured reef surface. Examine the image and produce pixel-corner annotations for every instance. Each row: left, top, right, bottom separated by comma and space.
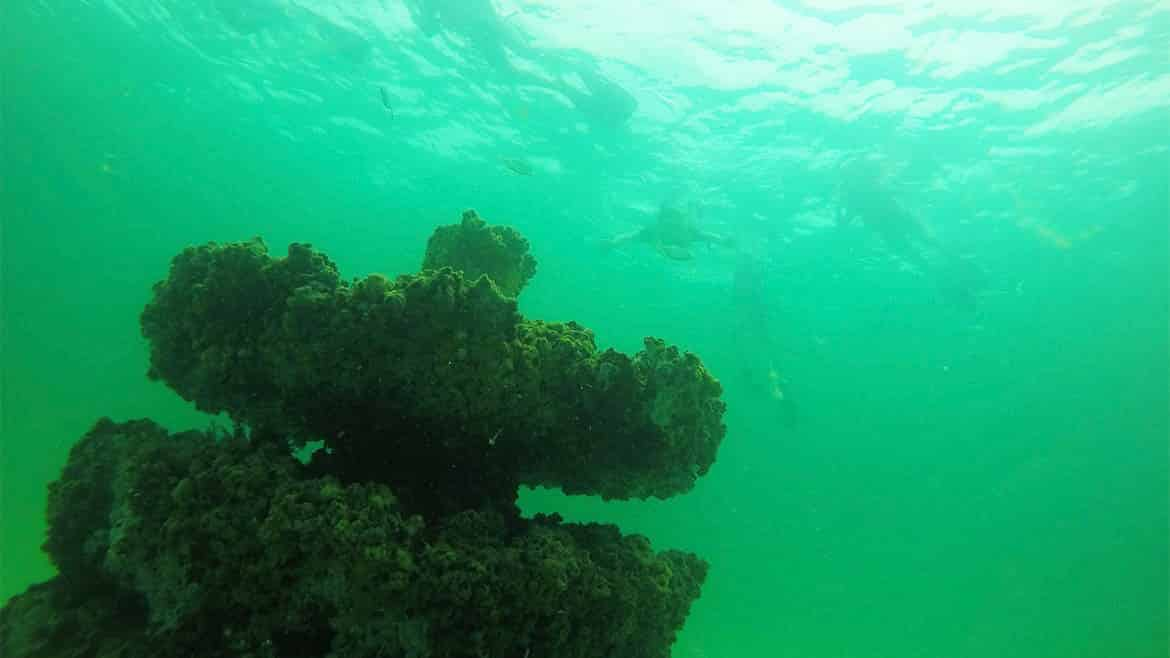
1, 210, 727, 658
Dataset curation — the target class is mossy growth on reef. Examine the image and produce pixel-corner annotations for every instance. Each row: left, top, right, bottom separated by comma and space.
2, 210, 728, 658
421, 208, 537, 298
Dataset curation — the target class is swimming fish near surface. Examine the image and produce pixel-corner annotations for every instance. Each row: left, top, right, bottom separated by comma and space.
501, 157, 534, 176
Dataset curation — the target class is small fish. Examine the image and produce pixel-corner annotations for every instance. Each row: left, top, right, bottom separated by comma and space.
501, 157, 534, 176
766, 361, 800, 428
767, 363, 785, 401
378, 85, 394, 117
657, 244, 694, 261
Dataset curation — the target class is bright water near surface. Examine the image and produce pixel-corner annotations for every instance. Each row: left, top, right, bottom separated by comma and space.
3, 1, 1168, 657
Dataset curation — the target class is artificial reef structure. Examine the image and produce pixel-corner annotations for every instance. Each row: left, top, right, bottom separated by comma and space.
0, 209, 727, 658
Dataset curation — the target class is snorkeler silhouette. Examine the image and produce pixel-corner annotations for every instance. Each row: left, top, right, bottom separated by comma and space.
601, 200, 736, 260
835, 158, 938, 269
835, 157, 985, 310
731, 255, 800, 429
403, 0, 637, 130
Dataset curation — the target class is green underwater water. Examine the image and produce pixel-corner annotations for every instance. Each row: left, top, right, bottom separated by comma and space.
2, 1, 1168, 657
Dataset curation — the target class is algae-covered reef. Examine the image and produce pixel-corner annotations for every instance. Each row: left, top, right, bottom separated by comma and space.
1, 210, 727, 658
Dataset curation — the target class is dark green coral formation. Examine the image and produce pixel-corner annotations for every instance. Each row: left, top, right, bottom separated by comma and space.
2, 419, 706, 658
2, 210, 726, 658
139, 235, 724, 516
422, 208, 537, 297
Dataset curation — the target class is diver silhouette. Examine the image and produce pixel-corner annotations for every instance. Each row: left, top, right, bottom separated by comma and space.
835, 157, 985, 311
